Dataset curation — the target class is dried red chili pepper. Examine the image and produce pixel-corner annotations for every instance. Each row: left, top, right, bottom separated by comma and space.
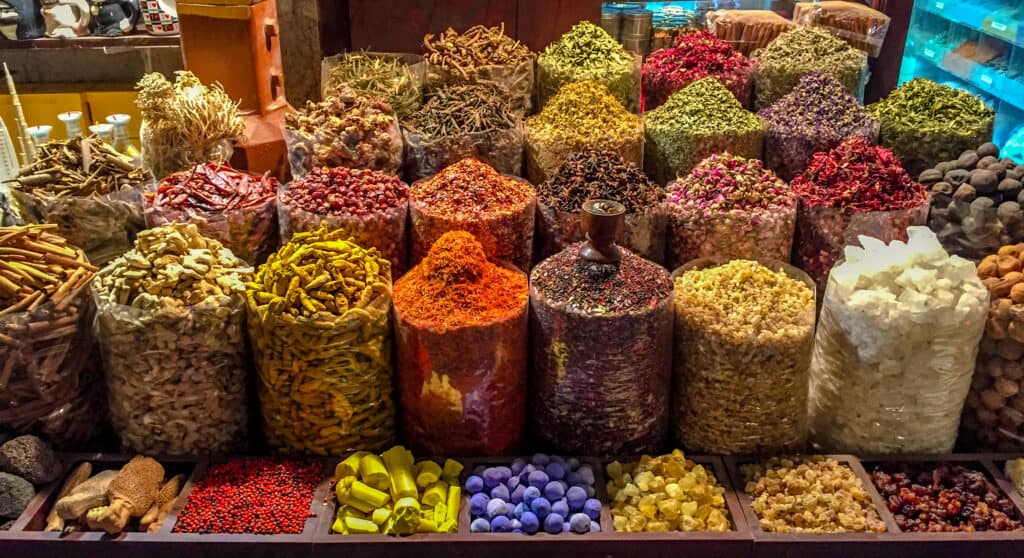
148, 162, 277, 212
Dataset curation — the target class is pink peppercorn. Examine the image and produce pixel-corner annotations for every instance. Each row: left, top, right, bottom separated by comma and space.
174, 459, 322, 535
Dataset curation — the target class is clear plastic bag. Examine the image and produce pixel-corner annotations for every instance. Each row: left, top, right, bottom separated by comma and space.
95, 292, 249, 455
526, 122, 644, 186
808, 255, 988, 454
140, 119, 235, 181
394, 273, 527, 456
792, 1, 891, 58
793, 201, 929, 289
425, 57, 535, 115
283, 115, 403, 180
321, 52, 425, 119
144, 196, 278, 265
278, 189, 408, 275
752, 30, 870, 111
765, 120, 880, 183
13, 183, 147, 267
705, 9, 796, 57
667, 202, 796, 269
0, 290, 105, 449
402, 122, 524, 181
536, 203, 666, 263
248, 289, 395, 456
537, 51, 642, 113
671, 259, 815, 454
409, 176, 536, 272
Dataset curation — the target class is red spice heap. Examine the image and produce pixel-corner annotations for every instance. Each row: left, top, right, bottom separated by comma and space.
174, 459, 322, 535
283, 166, 408, 216
411, 158, 533, 217
394, 231, 527, 330
148, 162, 277, 211
643, 30, 752, 110
792, 136, 926, 212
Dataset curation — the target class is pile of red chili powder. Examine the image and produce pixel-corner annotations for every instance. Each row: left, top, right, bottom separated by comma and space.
642, 30, 752, 111
174, 459, 322, 534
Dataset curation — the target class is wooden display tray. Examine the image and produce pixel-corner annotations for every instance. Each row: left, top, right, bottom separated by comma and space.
725, 454, 1024, 558
312, 455, 752, 558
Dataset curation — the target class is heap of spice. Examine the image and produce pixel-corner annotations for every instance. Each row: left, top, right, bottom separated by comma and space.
537, 21, 639, 112
644, 77, 764, 185
665, 153, 795, 268
868, 78, 996, 176
743, 457, 886, 533
927, 143, 1024, 261
673, 260, 814, 454
322, 52, 422, 118
93, 223, 252, 455
136, 71, 245, 179
284, 84, 402, 176
331, 446, 461, 535
409, 158, 535, 272
808, 228, 988, 454
960, 243, 1024, 452
145, 162, 279, 264
530, 213, 673, 454
402, 84, 523, 179
0, 224, 104, 446
280, 166, 409, 273
606, 451, 731, 532
423, 24, 535, 112
751, 27, 867, 110
175, 459, 323, 534
871, 463, 1022, 532
393, 232, 528, 455
759, 72, 879, 181
792, 136, 928, 286
536, 150, 664, 262
526, 80, 643, 184
466, 455, 601, 535
11, 136, 150, 266
642, 30, 752, 111
246, 226, 395, 456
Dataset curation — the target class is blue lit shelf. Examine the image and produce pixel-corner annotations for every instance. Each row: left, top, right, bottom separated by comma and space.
919, 0, 1024, 49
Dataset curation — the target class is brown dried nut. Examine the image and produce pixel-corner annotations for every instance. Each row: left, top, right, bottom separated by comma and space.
1004, 361, 1024, 381
986, 357, 1005, 378
977, 407, 999, 426
996, 339, 1024, 361
998, 255, 1024, 275
995, 377, 1021, 398
988, 271, 1024, 297
980, 388, 1006, 410
1011, 394, 1024, 412
965, 390, 982, 409
979, 336, 999, 355
1000, 406, 1024, 429
1012, 283, 1024, 304
998, 244, 1021, 258
1008, 321, 1024, 344
972, 373, 992, 391
994, 298, 1013, 321
978, 255, 999, 279
987, 316, 1009, 340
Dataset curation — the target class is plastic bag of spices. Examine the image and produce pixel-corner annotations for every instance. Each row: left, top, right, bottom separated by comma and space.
410, 158, 536, 272
393, 231, 528, 455
792, 1, 891, 58
791, 137, 929, 289
284, 84, 404, 178
525, 80, 643, 185
0, 225, 105, 448
959, 245, 1024, 452
321, 51, 425, 119
705, 9, 796, 57
422, 24, 536, 114
247, 226, 396, 456
530, 200, 673, 455
535, 150, 665, 263
278, 166, 409, 275
808, 228, 988, 454
11, 136, 151, 267
537, 22, 641, 113
672, 259, 815, 454
402, 84, 525, 181
93, 224, 252, 455
144, 162, 279, 265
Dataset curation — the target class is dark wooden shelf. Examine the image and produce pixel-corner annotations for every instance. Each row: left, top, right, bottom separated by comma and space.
0, 35, 179, 50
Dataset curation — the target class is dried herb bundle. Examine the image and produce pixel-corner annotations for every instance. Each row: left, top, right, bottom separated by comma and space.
136, 71, 245, 179
424, 24, 532, 77
13, 136, 148, 196
323, 52, 422, 118
405, 85, 516, 137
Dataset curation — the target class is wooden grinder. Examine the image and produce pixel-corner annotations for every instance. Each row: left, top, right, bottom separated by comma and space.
175, 0, 290, 179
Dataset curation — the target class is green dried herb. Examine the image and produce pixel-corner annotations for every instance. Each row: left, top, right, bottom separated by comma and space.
752, 27, 867, 110
867, 78, 995, 176
537, 21, 639, 112
323, 52, 422, 118
644, 77, 764, 184
526, 80, 643, 183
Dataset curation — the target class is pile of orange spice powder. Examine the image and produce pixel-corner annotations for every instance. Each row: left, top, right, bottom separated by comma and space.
393, 231, 529, 455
